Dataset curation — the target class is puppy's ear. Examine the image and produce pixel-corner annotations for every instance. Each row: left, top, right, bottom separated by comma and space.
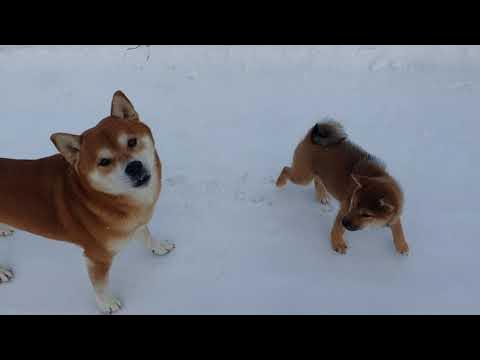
50, 133, 81, 165
379, 198, 395, 212
111, 90, 139, 120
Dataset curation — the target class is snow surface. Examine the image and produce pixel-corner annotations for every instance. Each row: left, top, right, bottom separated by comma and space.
0, 45, 478, 314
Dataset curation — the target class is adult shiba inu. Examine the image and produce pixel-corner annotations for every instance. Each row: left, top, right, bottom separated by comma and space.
276, 119, 408, 255
0, 91, 174, 314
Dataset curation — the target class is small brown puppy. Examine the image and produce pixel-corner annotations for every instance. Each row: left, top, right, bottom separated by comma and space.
0, 91, 174, 313
276, 119, 408, 255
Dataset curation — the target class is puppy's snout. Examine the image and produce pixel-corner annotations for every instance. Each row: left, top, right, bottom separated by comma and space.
342, 218, 359, 231
341, 218, 351, 228
125, 160, 144, 178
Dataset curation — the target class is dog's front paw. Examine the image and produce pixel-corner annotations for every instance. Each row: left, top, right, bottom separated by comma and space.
0, 267, 14, 284
332, 239, 348, 255
395, 242, 409, 256
318, 197, 334, 213
96, 294, 122, 315
152, 240, 176, 256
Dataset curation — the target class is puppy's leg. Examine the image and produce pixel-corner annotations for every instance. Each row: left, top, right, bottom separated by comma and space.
314, 176, 334, 213
314, 176, 333, 207
84, 254, 122, 314
0, 224, 14, 283
276, 167, 292, 187
331, 205, 348, 254
137, 225, 175, 256
0, 224, 14, 237
390, 218, 409, 255
275, 163, 313, 188
276, 142, 313, 188
0, 266, 13, 284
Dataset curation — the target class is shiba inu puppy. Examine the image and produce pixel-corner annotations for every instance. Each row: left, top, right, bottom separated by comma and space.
0, 91, 174, 314
276, 119, 408, 255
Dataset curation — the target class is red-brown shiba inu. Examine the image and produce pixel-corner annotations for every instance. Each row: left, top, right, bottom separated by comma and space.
276, 119, 408, 255
0, 91, 174, 314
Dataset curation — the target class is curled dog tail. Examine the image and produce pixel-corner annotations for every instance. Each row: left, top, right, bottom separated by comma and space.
310, 118, 348, 146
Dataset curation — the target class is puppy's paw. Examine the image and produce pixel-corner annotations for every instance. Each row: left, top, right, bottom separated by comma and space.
275, 175, 287, 188
395, 242, 409, 256
275, 168, 289, 188
332, 240, 348, 255
0, 267, 14, 284
0, 229, 14, 237
152, 240, 176, 256
96, 294, 122, 315
317, 197, 334, 213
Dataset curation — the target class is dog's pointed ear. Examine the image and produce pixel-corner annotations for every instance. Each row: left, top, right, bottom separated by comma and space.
111, 90, 139, 120
379, 198, 395, 212
50, 133, 81, 165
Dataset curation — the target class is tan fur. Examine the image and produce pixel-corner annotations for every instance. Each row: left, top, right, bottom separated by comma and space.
276, 121, 408, 255
0, 91, 169, 313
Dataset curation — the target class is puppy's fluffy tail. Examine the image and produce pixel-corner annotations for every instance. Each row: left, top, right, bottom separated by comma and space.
311, 118, 347, 146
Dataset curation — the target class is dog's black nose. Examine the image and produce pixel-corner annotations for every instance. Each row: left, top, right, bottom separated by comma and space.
125, 161, 144, 177
342, 218, 351, 228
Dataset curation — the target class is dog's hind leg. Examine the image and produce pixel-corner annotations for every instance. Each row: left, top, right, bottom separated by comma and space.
276, 140, 314, 188
276, 166, 312, 187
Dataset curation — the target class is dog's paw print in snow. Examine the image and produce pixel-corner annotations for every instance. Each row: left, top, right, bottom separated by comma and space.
248, 195, 269, 206
368, 56, 403, 72
263, 176, 276, 185
165, 175, 187, 187
202, 179, 224, 194
235, 190, 247, 201
186, 72, 198, 80
233, 173, 274, 206
357, 45, 379, 52
235, 174, 275, 206
235, 190, 273, 206
450, 81, 474, 92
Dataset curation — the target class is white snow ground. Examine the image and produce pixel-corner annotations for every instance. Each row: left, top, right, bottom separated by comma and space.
0, 45, 479, 314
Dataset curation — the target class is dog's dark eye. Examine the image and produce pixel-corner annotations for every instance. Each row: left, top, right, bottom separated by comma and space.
361, 213, 372, 218
98, 158, 112, 167
128, 138, 137, 148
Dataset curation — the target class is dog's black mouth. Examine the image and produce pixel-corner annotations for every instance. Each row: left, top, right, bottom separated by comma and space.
133, 173, 151, 188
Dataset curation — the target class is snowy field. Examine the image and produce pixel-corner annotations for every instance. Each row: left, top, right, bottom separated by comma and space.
0, 45, 478, 314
